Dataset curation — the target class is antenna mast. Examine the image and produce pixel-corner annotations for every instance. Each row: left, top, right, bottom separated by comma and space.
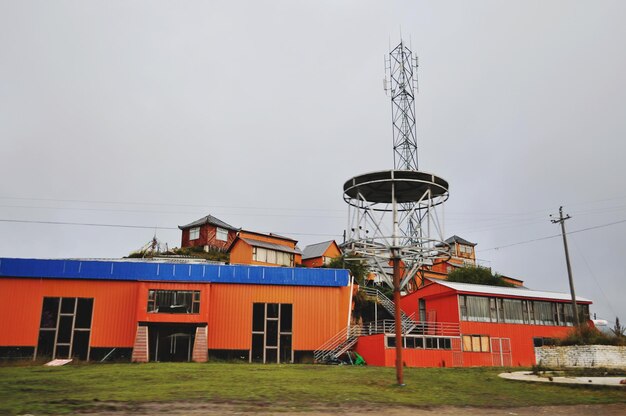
385, 40, 419, 171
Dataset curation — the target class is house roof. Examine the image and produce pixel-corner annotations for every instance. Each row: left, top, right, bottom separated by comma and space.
0, 257, 348, 287
444, 235, 476, 246
239, 238, 302, 255
428, 279, 592, 303
239, 229, 298, 243
302, 240, 337, 260
178, 215, 239, 231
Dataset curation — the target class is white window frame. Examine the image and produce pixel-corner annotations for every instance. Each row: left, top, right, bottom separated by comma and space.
189, 227, 200, 240
216, 227, 228, 242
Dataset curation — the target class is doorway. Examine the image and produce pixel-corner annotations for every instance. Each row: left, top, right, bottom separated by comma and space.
147, 324, 200, 362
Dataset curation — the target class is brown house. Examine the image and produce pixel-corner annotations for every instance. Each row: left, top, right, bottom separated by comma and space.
302, 240, 341, 268
229, 230, 302, 267
178, 215, 239, 252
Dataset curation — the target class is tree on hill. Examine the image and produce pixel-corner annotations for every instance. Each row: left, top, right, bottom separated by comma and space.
328, 254, 369, 286
447, 266, 514, 287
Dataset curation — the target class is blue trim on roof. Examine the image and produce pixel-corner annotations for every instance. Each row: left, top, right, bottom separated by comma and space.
0, 258, 349, 287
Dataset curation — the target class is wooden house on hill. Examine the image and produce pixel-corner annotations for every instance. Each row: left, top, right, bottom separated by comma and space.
302, 240, 341, 268
178, 214, 239, 252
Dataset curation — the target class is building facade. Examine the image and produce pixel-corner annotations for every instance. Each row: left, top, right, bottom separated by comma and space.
178, 214, 239, 252
354, 279, 592, 368
228, 231, 302, 267
0, 258, 350, 363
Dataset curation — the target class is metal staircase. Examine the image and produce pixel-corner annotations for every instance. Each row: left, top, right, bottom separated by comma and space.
313, 325, 364, 364
361, 286, 418, 333
314, 287, 420, 363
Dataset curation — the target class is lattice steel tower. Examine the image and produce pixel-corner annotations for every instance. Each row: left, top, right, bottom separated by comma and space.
342, 40, 450, 385
385, 40, 419, 171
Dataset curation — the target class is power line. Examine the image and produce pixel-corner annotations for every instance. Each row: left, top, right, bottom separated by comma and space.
480, 218, 626, 252
0, 219, 342, 238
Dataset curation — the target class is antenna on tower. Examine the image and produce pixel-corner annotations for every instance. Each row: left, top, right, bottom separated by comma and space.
386, 39, 419, 171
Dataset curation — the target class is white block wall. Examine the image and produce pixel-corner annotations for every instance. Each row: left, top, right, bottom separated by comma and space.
535, 345, 626, 369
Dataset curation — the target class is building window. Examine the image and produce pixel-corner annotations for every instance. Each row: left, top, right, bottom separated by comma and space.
462, 335, 490, 352
253, 247, 294, 266
251, 303, 293, 363
418, 299, 427, 322
459, 295, 587, 327
147, 290, 200, 314
37, 297, 94, 360
189, 227, 200, 240
216, 227, 228, 241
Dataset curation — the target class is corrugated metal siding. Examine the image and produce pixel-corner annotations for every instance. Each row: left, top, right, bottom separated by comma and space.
0, 278, 137, 347
461, 321, 573, 366
207, 284, 351, 351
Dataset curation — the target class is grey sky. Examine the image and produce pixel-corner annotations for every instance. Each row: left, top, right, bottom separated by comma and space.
1, 1, 625, 323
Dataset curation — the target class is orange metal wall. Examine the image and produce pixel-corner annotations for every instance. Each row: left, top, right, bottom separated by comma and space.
400, 283, 457, 321
0, 278, 138, 347
206, 283, 351, 350
1, 277, 350, 353
355, 335, 457, 368
228, 239, 253, 265
461, 321, 573, 367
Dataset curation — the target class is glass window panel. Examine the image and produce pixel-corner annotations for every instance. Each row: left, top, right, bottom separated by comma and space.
387, 336, 396, 348
266, 321, 279, 347
465, 296, 490, 322
480, 336, 490, 352
471, 336, 481, 352
280, 304, 292, 332
415, 338, 424, 349
216, 227, 228, 241
60, 298, 76, 314
265, 348, 277, 363
279, 335, 292, 363
57, 316, 74, 343
462, 335, 472, 351
252, 303, 265, 332
267, 303, 279, 318
71, 331, 90, 360
266, 250, 277, 264
40, 297, 60, 329
37, 331, 56, 358
503, 299, 524, 324
251, 334, 264, 363
56, 345, 70, 359
75, 298, 93, 329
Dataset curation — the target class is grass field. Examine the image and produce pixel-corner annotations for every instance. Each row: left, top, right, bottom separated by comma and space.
0, 362, 624, 415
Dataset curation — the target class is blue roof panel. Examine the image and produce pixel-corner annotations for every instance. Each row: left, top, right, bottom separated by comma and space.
0, 258, 349, 287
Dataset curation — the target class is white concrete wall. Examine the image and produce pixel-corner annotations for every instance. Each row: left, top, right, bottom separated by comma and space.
535, 345, 626, 369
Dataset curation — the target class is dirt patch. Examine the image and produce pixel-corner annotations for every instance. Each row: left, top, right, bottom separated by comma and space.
78, 402, 626, 415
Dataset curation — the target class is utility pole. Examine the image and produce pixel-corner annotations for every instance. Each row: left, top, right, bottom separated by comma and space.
550, 206, 580, 327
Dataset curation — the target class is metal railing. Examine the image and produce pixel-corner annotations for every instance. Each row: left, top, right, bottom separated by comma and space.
360, 286, 417, 332
363, 319, 460, 337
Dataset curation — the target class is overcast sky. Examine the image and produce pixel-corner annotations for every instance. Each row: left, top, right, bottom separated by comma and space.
1, 1, 625, 323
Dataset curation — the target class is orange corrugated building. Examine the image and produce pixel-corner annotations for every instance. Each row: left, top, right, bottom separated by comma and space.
228, 230, 302, 267
301, 240, 341, 268
0, 258, 350, 363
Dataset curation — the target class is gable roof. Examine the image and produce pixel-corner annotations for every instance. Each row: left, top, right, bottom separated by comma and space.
302, 240, 337, 260
444, 235, 476, 246
178, 215, 239, 231
427, 279, 592, 303
238, 238, 302, 255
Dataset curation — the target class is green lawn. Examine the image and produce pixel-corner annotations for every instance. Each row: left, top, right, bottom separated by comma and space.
0, 362, 624, 414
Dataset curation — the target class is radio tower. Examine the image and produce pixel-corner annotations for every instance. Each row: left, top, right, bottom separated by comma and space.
385, 40, 421, 247
386, 40, 419, 171
343, 40, 450, 386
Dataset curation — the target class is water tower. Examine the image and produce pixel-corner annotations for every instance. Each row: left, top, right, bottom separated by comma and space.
342, 40, 450, 385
